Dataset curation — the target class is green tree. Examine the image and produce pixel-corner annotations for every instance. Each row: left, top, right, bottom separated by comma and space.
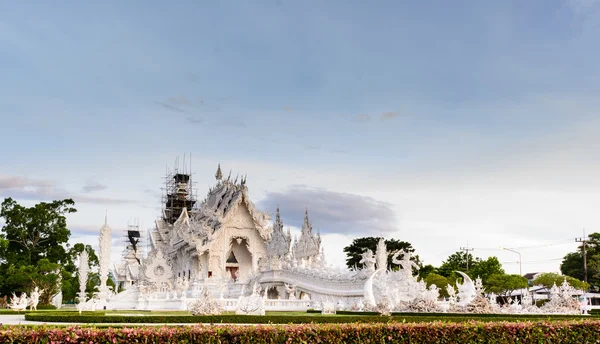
532, 272, 590, 291
436, 251, 481, 278
0, 197, 76, 266
437, 252, 504, 287
5, 259, 62, 304
418, 264, 436, 279
423, 273, 451, 298
560, 233, 600, 289
343, 237, 419, 270
0, 197, 98, 305
470, 256, 505, 284
486, 274, 528, 303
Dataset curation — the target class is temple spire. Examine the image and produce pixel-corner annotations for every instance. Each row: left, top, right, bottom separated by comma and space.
303, 208, 310, 232
276, 206, 281, 223
215, 164, 223, 181
104, 210, 107, 225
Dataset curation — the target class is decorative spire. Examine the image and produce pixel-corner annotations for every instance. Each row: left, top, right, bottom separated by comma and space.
215, 164, 223, 180
302, 208, 311, 233
104, 210, 107, 225
276, 206, 281, 223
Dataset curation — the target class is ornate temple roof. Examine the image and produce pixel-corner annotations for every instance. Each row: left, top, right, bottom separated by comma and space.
266, 207, 292, 259
192, 168, 271, 238
292, 209, 321, 260
152, 166, 273, 255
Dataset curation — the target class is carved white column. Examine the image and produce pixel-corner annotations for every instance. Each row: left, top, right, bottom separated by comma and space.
98, 213, 112, 302
77, 250, 89, 314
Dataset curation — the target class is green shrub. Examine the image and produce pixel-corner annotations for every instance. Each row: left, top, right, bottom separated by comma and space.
24, 312, 589, 324
306, 309, 379, 315
35, 304, 57, 310
1, 321, 600, 343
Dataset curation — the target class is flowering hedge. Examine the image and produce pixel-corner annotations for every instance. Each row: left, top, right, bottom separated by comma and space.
1, 320, 599, 343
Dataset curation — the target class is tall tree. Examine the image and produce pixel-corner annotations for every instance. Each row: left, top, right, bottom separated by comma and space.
436, 251, 481, 278
486, 274, 528, 303
437, 252, 504, 288
470, 256, 505, 283
532, 272, 590, 291
0, 197, 92, 303
343, 237, 418, 270
0, 197, 76, 266
560, 233, 600, 290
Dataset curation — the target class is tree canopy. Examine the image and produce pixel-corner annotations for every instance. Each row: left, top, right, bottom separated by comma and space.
343, 237, 419, 270
0, 197, 101, 304
485, 274, 528, 301
0, 197, 76, 266
560, 233, 600, 290
423, 273, 451, 298
436, 251, 504, 284
532, 272, 590, 291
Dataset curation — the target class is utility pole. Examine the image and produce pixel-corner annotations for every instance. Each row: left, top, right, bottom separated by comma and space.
501, 247, 522, 276
460, 243, 473, 272
576, 229, 588, 283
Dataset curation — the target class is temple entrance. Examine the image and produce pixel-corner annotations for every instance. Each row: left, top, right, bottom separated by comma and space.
226, 237, 252, 281
226, 266, 239, 281
225, 250, 240, 281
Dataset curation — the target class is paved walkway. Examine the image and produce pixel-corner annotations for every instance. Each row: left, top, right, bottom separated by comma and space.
0, 314, 256, 326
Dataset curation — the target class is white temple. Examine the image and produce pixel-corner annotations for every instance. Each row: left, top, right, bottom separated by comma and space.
100, 162, 585, 314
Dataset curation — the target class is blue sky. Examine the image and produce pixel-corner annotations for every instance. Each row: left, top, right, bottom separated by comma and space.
1, 0, 600, 273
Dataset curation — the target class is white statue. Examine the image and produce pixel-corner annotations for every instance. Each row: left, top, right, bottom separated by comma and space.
9, 292, 28, 311
28, 287, 44, 311
360, 249, 376, 273
392, 250, 418, 278
284, 283, 296, 300
51, 267, 63, 309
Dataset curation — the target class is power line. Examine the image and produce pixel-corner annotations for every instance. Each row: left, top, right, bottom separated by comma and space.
472, 238, 576, 251
501, 258, 563, 264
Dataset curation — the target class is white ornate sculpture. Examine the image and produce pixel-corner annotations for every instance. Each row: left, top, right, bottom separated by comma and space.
375, 238, 387, 271
363, 269, 385, 308
360, 249, 376, 273
284, 283, 297, 300
51, 267, 63, 309
28, 287, 44, 311
455, 271, 476, 307
392, 250, 419, 279
77, 250, 89, 314
321, 300, 336, 315
235, 283, 266, 315
446, 284, 457, 304
98, 214, 112, 304
9, 293, 28, 311
541, 279, 581, 314
141, 249, 174, 288
187, 286, 223, 315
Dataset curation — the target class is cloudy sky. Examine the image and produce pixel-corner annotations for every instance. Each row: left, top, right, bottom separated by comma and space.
1, 0, 600, 275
